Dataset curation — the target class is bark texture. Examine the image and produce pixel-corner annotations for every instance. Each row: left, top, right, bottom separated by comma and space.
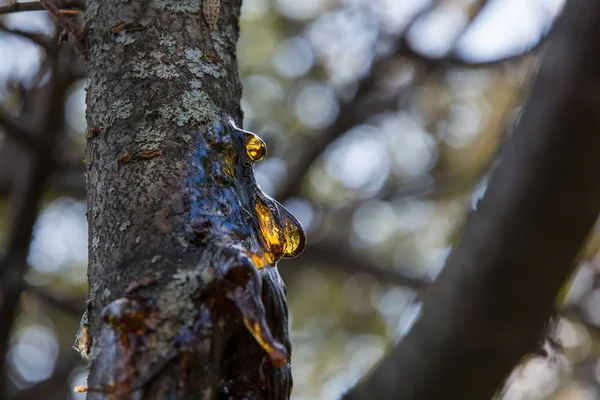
82, 1, 302, 398
344, 1, 600, 399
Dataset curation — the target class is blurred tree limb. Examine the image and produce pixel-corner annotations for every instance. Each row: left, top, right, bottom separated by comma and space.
0, 38, 73, 398
0, 0, 83, 15
0, 24, 86, 199
274, 0, 547, 203
288, 240, 428, 290
0, 23, 84, 396
343, 1, 600, 399
26, 287, 86, 317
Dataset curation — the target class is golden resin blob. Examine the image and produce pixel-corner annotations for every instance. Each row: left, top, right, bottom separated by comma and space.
255, 195, 306, 263
101, 297, 149, 332
230, 118, 306, 266
244, 132, 266, 162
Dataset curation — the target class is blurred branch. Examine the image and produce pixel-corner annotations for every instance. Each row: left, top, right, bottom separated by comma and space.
0, 24, 51, 49
0, 39, 73, 399
343, 1, 600, 398
26, 287, 85, 316
399, 33, 549, 69
0, 1, 50, 14
38, 0, 85, 45
273, 56, 435, 202
289, 241, 429, 290
273, 0, 548, 203
0, 112, 40, 151
0, 0, 83, 15
0, 137, 86, 199
399, 0, 548, 68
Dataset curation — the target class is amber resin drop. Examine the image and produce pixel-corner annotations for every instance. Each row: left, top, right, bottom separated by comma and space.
101, 296, 149, 332
254, 195, 306, 262
280, 205, 306, 258
244, 132, 266, 162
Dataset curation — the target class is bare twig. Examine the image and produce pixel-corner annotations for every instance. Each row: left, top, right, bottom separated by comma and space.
0, 23, 51, 49
0, 0, 83, 15
0, 1, 49, 14
38, 0, 85, 43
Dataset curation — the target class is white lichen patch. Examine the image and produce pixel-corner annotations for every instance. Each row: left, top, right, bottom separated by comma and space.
135, 129, 166, 150
160, 89, 214, 127
150, 269, 203, 353
91, 236, 100, 250
124, 50, 182, 80
156, 64, 180, 79
173, 269, 201, 284
104, 99, 134, 128
119, 220, 132, 231
210, 28, 234, 65
159, 34, 176, 47
175, 233, 189, 249
201, 62, 223, 79
185, 47, 224, 78
153, 0, 201, 13
199, 266, 215, 284
182, 89, 212, 120
185, 48, 204, 76
116, 31, 137, 45
132, 60, 153, 78
159, 34, 177, 54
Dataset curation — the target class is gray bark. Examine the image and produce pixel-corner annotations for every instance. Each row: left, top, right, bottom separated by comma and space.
343, 1, 600, 399
82, 1, 300, 398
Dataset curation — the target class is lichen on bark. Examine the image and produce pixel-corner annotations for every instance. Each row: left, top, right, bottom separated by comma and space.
82, 1, 302, 398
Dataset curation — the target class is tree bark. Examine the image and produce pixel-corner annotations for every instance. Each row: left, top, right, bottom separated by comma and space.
81, 1, 304, 398
343, 1, 600, 399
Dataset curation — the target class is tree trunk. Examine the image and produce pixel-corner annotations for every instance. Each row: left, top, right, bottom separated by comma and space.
80, 1, 304, 398
343, 1, 600, 399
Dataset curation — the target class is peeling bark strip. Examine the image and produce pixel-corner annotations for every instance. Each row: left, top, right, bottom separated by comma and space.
203, 0, 221, 31
343, 1, 600, 399
82, 1, 304, 398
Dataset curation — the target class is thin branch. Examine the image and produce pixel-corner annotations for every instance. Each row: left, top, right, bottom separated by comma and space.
288, 241, 429, 290
0, 0, 82, 15
0, 24, 51, 49
26, 287, 85, 316
0, 1, 48, 14
38, 0, 85, 43
343, 0, 600, 398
